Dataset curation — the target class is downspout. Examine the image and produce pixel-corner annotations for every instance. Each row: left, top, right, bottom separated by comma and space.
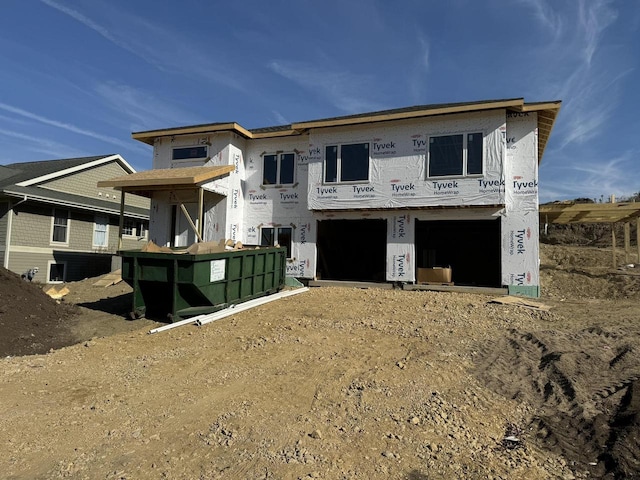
4, 195, 28, 269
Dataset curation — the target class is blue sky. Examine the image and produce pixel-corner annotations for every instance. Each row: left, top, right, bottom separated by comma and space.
1, 0, 638, 202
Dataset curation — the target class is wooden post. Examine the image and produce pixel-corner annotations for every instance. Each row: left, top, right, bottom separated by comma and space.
180, 203, 203, 243
624, 222, 631, 264
611, 223, 617, 269
118, 191, 125, 251
198, 187, 204, 242
637, 217, 640, 265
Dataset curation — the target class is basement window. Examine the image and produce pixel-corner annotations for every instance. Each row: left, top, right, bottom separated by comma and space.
263, 152, 295, 185
324, 142, 370, 183
172, 146, 207, 161
427, 132, 483, 177
261, 226, 292, 258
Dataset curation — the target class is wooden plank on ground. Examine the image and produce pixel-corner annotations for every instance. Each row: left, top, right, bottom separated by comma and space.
487, 295, 551, 311
92, 270, 123, 287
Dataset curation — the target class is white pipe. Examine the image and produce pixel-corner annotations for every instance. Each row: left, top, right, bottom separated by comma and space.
148, 313, 208, 334
147, 287, 309, 333
197, 287, 309, 326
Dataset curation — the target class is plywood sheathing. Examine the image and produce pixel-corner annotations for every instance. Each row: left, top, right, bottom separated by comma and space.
97, 165, 235, 195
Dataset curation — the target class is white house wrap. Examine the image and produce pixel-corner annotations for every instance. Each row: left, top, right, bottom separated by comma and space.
130, 98, 561, 298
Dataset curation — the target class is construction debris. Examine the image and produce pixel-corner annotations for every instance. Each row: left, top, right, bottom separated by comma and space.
43, 285, 70, 300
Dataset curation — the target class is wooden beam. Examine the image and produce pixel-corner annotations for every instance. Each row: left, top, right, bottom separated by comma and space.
624, 222, 631, 264
180, 203, 203, 243
612, 223, 617, 269
118, 192, 125, 251
198, 187, 204, 241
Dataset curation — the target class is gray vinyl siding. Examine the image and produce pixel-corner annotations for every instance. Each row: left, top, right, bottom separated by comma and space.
39, 161, 150, 210
8, 250, 112, 283
0, 201, 8, 247
10, 203, 51, 248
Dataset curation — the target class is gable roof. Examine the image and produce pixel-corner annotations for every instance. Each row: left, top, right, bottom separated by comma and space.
131, 98, 561, 163
0, 154, 148, 218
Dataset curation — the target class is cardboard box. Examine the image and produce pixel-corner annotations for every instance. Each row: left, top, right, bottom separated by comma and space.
417, 267, 452, 284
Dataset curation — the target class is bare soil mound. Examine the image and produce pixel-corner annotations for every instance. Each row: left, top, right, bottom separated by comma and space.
0, 267, 79, 356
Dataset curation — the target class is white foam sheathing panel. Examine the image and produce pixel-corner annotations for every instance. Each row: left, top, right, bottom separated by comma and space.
307, 111, 506, 210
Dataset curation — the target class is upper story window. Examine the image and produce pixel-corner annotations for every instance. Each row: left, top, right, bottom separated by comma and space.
427, 133, 483, 178
93, 215, 109, 248
325, 143, 370, 183
172, 146, 207, 161
263, 152, 295, 185
51, 208, 69, 244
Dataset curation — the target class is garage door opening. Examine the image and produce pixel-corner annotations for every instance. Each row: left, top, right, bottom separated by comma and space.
317, 219, 386, 282
415, 219, 501, 287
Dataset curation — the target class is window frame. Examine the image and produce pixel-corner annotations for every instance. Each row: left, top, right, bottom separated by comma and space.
47, 260, 67, 284
426, 131, 484, 179
324, 142, 370, 184
51, 208, 70, 245
122, 219, 148, 239
171, 145, 208, 162
262, 152, 296, 186
92, 214, 109, 248
260, 226, 293, 259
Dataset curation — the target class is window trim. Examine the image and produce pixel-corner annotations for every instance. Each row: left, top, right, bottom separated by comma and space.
47, 260, 67, 284
324, 142, 371, 184
92, 215, 109, 248
262, 152, 296, 186
50, 208, 70, 246
426, 131, 485, 179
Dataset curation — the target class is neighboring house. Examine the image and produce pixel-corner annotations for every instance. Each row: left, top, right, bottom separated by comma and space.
0, 154, 150, 283
109, 98, 560, 297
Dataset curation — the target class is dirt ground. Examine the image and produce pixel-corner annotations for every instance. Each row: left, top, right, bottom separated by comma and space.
1, 243, 639, 479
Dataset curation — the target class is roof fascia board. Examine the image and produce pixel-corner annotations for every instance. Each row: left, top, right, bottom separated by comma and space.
291, 99, 525, 130
3, 190, 148, 219
132, 123, 252, 145
15, 154, 133, 187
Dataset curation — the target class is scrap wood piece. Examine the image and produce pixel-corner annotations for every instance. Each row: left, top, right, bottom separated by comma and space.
44, 285, 70, 299
488, 295, 551, 312
92, 269, 123, 287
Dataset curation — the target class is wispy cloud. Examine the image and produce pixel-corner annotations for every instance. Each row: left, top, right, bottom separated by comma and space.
578, 0, 618, 66
518, 0, 563, 39
0, 101, 132, 149
93, 82, 202, 131
0, 128, 86, 159
268, 61, 383, 114
40, 0, 248, 92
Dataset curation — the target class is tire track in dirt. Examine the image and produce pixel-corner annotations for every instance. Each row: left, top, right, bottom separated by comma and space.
475, 326, 640, 478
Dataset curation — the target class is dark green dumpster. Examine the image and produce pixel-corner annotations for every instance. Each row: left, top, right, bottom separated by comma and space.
119, 247, 286, 322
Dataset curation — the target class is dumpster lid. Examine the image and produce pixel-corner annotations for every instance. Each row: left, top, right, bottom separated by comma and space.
97, 165, 235, 195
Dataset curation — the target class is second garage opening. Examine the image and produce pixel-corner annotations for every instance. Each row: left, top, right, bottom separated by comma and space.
317, 219, 387, 282
415, 219, 501, 287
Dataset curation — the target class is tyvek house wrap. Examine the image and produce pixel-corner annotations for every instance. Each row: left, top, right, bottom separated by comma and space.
501, 112, 540, 295
387, 213, 415, 282
307, 111, 507, 210
240, 141, 317, 279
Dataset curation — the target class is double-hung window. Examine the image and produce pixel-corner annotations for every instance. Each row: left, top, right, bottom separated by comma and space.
261, 226, 293, 259
93, 215, 108, 248
324, 142, 370, 183
52, 208, 69, 244
263, 152, 295, 185
427, 132, 483, 178
123, 219, 148, 238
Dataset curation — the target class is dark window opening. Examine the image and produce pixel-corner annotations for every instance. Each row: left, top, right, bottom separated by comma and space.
172, 146, 207, 160
263, 152, 296, 185
324, 143, 369, 183
261, 226, 292, 258
49, 263, 65, 282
